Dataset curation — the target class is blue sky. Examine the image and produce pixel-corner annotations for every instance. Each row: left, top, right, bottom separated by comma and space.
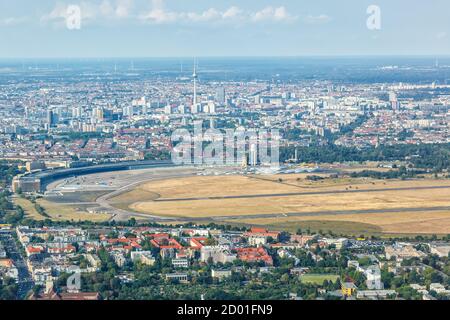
0, 0, 449, 58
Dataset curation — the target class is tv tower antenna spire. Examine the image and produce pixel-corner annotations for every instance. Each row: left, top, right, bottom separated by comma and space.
193, 58, 198, 105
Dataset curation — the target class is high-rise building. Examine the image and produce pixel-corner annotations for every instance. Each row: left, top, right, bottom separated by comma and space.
92, 107, 104, 122
164, 104, 172, 115
389, 91, 399, 110
47, 109, 53, 125
207, 102, 216, 114
249, 143, 258, 167
47, 110, 58, 127
72, 106, 82, 119
123, 106, 133, 118
215, 86, 225, 105
191, 103, 200, 114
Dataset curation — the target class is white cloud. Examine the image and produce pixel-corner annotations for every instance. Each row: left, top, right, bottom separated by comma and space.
0, 16, 28, 26
99, 0, 114, 16
303, 14, 331, 24
223, 6, 243, 20
39, 1, 302, 27
140, 5, 243, 24
140, 2, 295, 25
140, 8, 178, 24
115, 0, 133, 18
251, 6, 297, 23
41, 0, 133, 25
185, 8, 221, 23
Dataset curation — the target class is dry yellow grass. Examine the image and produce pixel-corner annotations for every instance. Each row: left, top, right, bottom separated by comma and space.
113, 175, 450, 235
137, 175, 450, 198
13, 197, 45, 221
37, 199, 110, 222
229, 211, 450, 235
140, 175, 302, 198
127, 177, 450, 218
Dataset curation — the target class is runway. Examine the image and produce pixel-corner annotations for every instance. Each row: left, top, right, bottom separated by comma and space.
153, 185, 450, 202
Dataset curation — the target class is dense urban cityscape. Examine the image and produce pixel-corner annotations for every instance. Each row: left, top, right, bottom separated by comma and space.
1, 0, 450, 308
0, 57, 449, 302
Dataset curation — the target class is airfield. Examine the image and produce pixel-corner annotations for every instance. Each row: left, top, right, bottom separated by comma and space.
22, 163, 450, 237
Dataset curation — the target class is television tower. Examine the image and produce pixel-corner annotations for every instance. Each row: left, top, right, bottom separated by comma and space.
193, 59, 198, 105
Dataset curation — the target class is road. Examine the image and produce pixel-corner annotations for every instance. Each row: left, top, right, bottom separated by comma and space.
95, 171, 198, 222
0, 231, 34, 299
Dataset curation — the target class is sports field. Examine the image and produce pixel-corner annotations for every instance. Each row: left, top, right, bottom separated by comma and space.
300, 274, 340, 284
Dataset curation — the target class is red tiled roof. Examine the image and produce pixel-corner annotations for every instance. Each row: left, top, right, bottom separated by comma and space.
237, 247, 273, 266
27, 246, 43, 254
190, 237, 207, 249
150, 238, 183, 250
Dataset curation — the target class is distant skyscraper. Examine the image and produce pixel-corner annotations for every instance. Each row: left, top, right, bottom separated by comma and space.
72, 106, 82, 118
123, 106, 133, 118
47, 109, 57, 127
389, 91, 399, 110
164, 104, 172, 115
191, 103, 200, 114
249, 143, 258, 167
94, 107, 104, 122
207, 102, 216, 114
215, 86, 225, 105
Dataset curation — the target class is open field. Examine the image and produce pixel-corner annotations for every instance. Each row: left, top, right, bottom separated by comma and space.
108, 175, 450, 235
225, 211, 450, 235
108, 188, 160, 211
300, 274, 340, 285
127, 176, 450, 218
36, 199, 110, 222
13, 197, 45, 221
227, 219, 384, 236
130, 175, 305, 199
40, 167, 450, 235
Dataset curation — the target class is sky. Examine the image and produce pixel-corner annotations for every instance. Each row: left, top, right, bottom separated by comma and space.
0, 0, 449, 58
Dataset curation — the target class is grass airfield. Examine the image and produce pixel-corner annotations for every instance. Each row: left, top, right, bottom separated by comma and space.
29, 164, 450, 236
111, 174, 450, 236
